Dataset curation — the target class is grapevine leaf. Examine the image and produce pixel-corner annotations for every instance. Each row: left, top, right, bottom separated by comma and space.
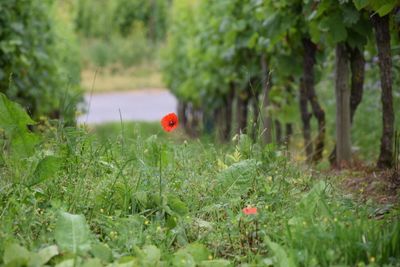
376, 2, 397, 16
353, 0, 369, 10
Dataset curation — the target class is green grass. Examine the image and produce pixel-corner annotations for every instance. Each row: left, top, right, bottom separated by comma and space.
79, 29, 165, 92
0, 112, 399, 266
81, 63, 165, 92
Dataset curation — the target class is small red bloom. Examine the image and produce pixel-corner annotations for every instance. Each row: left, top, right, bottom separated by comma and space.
242, 207, 257, 215
161, 113, 179, 132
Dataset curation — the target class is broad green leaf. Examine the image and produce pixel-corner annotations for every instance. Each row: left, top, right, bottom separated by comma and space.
247, 32, 259, 49
262, 258, 274, 266
309, 21, 322, 43
181, 243, 210, 263
320, 13, 348, 44
218, 159, 258, 190
314, 0, 331, 19
352, 17, 373, 37
0, 93, 35, 130
299, 181, 327, 212
115, 259, 137, 267
376, 2, 397, 16
0, 93, 39, 158
37, 245, 59, 265
353, 0, 369, 10
330, 23, 348, 44
29, 156, 62, 186
55, 259, 75, 267
137, 245, 161, 266
166, 215, 178, 229
168, 195, 189, 216
119, 256, 138, 265
172, 251, 196, 267
266, 239, 296, 267
91, 243, 113, 263
28, 246, 58, 267
346, 30, 368, 49
3, 244, 30, 265
10, 131, 39, 158
55, 212, 91, 254
342, 5, 360, 26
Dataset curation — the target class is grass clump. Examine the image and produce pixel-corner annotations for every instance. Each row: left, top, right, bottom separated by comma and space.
0, 95, 399, 266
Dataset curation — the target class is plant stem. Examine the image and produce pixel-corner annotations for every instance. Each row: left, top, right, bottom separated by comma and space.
159, 146, 162, 203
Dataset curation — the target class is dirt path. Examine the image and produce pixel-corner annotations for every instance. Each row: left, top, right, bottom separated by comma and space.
77, 89, 177, 124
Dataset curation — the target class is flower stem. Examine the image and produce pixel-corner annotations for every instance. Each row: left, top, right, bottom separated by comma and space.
159, 146, 162, 203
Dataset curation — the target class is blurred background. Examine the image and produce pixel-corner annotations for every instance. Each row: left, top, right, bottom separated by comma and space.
0, 0, 399, 167
1, 0, 174, 126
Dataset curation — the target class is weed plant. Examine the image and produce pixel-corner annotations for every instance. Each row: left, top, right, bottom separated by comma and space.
0, 94, 399, 266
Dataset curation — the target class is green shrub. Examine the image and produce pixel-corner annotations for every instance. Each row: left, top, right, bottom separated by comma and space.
75, 0, 168, 42
82, 22, 155, 69
0, 0, 82, 123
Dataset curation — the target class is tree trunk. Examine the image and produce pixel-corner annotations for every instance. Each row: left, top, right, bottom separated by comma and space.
284, 83, 294, 147
303, 38, 326, 163
299, 78, 312, 163
203, 107, 214, 135
191, 107, 202, 138
184, 103, 202, 138
251, 93, 260, 141
178, 101, 188, 129
217, 86, 234, 142
183, 103, 193, 136
329, 46, 365, 165
275, 120, 282, 144
285, 123, 293, 147
373, 14, 394, 169
299, 38, 316, 163
226, 85, 234, 139
261, 54, 273, 144
216, 106, 225, 142
349, 47, 366, 122
335, 43, 352, 167
236, 89, 249, 134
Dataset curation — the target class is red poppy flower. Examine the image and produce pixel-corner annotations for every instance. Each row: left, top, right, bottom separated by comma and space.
161, 113, 179, 132
242, 207, 257, 215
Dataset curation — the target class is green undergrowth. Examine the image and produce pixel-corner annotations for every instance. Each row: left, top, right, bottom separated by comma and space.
0, 93, 399, 267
